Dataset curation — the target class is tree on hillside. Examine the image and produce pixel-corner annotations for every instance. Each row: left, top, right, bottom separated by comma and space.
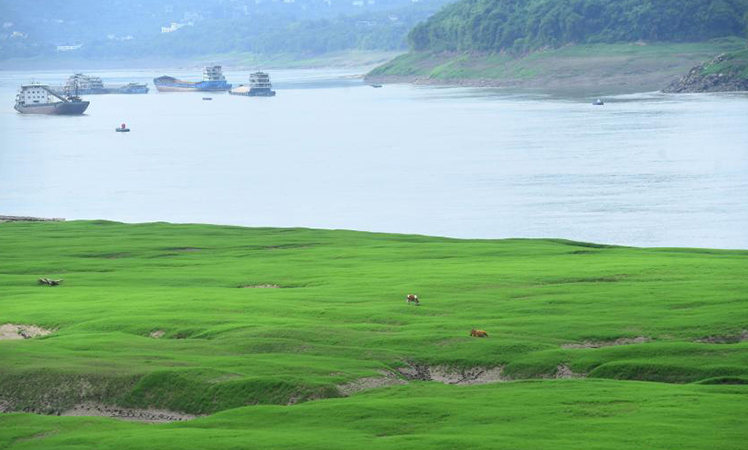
409, 0, 748, 53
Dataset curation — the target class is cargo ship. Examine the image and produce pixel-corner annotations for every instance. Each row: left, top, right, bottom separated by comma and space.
61, 74, 149, 95
153, 66, 231, 92
14, 83, 89, 115
229, 71, 276, 97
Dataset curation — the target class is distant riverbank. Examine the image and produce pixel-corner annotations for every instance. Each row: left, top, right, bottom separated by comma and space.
0, 50, 402, 72
367, 39, 746, 95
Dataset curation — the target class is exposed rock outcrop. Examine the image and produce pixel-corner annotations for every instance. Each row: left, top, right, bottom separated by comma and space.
664, 52, 748, 93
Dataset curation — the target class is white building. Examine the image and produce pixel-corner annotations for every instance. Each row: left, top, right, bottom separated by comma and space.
19, 85, 51, 105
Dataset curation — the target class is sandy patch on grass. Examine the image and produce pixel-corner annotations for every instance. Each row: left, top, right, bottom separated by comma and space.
62, 402, 199, 423
240, 284, 280, 289
0, 324, 52, 340
397, 363, 509, 385
562, 336, 650, 349
337, 370, 408, 396
149, 330, 165, 339
553, 364, 586, 379
696, 330, 748, 344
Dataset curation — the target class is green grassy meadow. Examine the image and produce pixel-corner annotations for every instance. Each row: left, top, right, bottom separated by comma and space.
1, 221, 747, 448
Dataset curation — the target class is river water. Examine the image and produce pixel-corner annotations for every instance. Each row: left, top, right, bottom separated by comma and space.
1, 68, 746, 248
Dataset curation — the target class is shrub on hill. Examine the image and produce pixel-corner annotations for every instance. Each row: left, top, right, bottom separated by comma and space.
409, 0, 748, 53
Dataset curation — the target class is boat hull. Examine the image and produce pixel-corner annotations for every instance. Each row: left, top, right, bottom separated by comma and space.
114, 86, 149, 94
154, 77, 231, 92
14, 101, 90, 115
229, 87, 276, 97
72, 86, 149, 95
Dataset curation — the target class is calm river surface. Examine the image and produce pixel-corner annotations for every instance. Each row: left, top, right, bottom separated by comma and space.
1, 68, 747, 248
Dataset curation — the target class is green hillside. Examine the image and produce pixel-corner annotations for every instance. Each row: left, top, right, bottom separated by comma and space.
409, 0, 748, 53
1, 221, 747, 448
368, 0, 748, 91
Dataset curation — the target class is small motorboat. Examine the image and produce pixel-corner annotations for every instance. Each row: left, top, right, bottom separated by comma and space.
202, 97, 213, 101
593, 98, 604, 106
116, 123, 130, 132
370, 84, 383, 88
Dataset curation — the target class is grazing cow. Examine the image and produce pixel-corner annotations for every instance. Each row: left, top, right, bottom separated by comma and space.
406, 294, 420, 305
470, 329, 488, 338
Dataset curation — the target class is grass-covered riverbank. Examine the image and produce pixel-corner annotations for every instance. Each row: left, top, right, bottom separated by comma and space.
1, 221, 747, 448
367, 39, 747, 93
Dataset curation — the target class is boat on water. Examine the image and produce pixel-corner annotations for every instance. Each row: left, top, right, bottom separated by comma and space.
593, 98, 605, 106
61, 74, 149, 95
154, 66, 231, 92
14, 83, 89, 115
115, 82, 149, 94
370, 84, 383, 88
64, 73, 106, 94
229, 71, 276, 97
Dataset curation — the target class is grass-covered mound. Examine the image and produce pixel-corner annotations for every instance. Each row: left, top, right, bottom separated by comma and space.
3, 380, 747, 449
1, 221, 747, 448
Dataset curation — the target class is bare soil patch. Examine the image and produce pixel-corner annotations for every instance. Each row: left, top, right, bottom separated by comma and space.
149, 330, 165, 339
562, 336, 650, 349
553, 364, 586, 379
397, 363, 508, 385
337, 370, 407, 396
0, 324, 53, 340
62, 402, 199, 423
696, 330, 748, 344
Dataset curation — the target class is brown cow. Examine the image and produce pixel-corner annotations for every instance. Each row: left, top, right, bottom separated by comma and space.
470, 328, 488, 338
406, 294, 420, 305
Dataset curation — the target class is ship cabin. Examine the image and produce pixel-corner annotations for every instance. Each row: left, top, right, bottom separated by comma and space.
67, 74, 104, 90
249, 72, 273, 89
203, 66, 226, 81
17, 84, 51, 105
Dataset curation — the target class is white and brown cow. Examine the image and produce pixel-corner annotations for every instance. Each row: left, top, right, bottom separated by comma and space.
406, 294, 420, 305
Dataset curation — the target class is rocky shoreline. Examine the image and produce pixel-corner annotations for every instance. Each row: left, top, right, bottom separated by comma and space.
663, 52, 748, 93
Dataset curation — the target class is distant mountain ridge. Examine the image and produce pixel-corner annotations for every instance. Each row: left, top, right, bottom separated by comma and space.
408, 0, 748, 54
0, 0, 453, 60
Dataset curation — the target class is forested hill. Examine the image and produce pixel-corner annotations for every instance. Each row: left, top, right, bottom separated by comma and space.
409, 0, 748, 53
0, 0, 452, 61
